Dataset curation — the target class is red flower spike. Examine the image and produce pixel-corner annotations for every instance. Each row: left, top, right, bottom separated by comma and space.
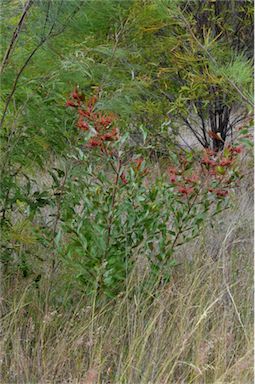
87, 96, 97, 111
185, 175, 199, 184
87, 138, 102, 148
98, 115, 114, 128
101, 127, 119, 141
66, 100, 77, 108
205, 148, 216, 156
77, 117, 89, 131
78, 109, 91, 119
201, 157, 217, 167
133, 158, 144, 171
215, 189, 228, 197
219, 159, 233, 167
168, 167, 177, 175
208, 168, 217, 176
72, 89, 80, 100
178, 186, 194, 195
232, 146, 243, 154
120, 172, 128, 185
94, 121, 103, 132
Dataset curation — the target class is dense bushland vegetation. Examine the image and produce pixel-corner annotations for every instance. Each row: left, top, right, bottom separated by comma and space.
0, 1, 253, 383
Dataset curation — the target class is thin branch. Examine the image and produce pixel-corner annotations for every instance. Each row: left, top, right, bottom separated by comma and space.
0, 1, 85, 129
180, 115, 206, 147
0, 0, 34, 74
48, 1, 85, 39
0, 40, 45, 129
195, 99, 209, 147
177, 133, 196, 153
161, 91, 207, 148
42, 0, 51, 38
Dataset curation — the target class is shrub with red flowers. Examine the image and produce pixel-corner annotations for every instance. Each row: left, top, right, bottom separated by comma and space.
62, 86, 245, 296
167, 145, 243, 200
66, 87, 119, 149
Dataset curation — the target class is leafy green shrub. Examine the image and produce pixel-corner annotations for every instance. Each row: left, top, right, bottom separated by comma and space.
56, 88, 243, 297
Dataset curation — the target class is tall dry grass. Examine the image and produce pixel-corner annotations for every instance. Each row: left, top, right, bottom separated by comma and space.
0, 170, 253, 384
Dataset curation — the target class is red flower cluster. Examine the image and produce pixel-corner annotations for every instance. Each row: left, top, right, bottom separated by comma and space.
120, 172, 128, 185
168, 167, 198, 196
66, 100, 77, 108
167, 143, 242, 199
66, 87, 119, 149
201, 146, 243, 197
229, 145, 243, 154
201, 156, 217, 166
178, 186, 194, 195
168, 167, 177, 184
219, 159, 233, 167
208, 188, 228, 197
184, 175, 199, 184
201, 146, 240, 172
66, 86, 135, 185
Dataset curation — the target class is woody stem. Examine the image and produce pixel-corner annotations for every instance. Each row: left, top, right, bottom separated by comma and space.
106, 152, 122, 250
